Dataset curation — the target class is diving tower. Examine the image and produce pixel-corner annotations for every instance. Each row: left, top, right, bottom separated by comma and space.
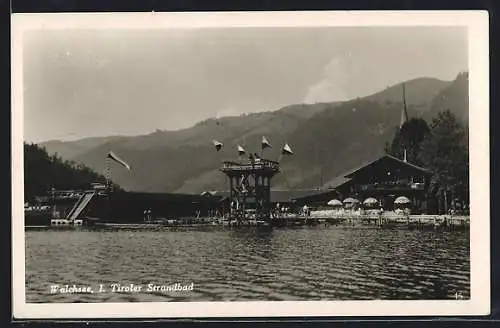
220, 158, 280, 222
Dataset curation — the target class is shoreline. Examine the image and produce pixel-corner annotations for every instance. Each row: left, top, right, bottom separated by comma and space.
25, 214, 470, 231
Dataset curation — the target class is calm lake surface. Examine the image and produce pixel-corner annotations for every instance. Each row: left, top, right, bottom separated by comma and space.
25, 226, 470, 302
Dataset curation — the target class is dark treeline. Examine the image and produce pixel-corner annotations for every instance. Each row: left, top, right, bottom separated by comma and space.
24, 143, 121, 202
385, 110, 469, 213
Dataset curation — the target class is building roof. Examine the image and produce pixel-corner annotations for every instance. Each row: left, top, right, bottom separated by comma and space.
292, 188, 341, 203
322, 159, 377, 189
322, 153, 432, 191
343, 154, 432, 178
323, 175, 352, 189
322, 157, 386, 189
276, 189, 328, 203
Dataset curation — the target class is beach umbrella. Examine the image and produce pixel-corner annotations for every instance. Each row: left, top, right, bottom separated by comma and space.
394, 196, 411, 204
327, 199, 342, 207
343, 197, 359, 204
363, 197, 378, 205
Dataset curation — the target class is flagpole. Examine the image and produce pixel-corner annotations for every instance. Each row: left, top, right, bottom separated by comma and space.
105, 153, 111, 190
278, 139, 285, 163
402, 83, 408, 123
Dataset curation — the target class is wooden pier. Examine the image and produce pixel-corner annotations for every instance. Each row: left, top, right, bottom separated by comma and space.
307, 213, 469, 230
27, 212, 469, 231
95, 214, 469, 230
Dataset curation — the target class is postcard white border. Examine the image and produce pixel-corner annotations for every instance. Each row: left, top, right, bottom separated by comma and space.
11, 10, 490, 319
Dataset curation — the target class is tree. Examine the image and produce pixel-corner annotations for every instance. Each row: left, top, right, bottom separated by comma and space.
417, 110, 469, 213
23, 143, 122, 202
386, 118, 430, 165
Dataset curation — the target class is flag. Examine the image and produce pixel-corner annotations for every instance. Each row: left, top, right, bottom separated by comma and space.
212, 140, 223, 152
282, 143, 294, 155
237, 145, 246, 155
261, 136, 272, 149
107, 151, 131, 170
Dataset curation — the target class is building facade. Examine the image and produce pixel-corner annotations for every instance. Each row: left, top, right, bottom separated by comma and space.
294, 154, 434, 213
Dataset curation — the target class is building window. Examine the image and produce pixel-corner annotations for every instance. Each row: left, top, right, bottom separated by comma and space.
413, 176, 424, 183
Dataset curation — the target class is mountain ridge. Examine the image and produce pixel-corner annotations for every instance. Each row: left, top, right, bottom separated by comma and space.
38, 75, 467, 193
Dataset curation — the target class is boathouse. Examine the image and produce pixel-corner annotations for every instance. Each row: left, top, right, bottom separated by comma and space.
294, 154, 434, 213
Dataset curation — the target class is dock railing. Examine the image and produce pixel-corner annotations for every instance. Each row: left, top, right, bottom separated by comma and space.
309, 209, 469, 225
221, 159, 280, 172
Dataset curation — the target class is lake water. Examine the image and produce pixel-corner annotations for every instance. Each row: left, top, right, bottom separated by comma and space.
25, 226, 470, 302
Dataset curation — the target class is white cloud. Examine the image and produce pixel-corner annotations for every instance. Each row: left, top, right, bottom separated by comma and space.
302, 55, 351, 104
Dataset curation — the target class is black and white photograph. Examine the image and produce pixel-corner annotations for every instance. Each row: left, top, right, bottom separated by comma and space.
11, 11, 489, 318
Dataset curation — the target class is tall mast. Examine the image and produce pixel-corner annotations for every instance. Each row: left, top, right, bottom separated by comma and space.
402, 83, 408, 124
400, 83, 409, 162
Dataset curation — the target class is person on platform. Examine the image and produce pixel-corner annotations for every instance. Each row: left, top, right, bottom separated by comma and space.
302, 205, 309, 217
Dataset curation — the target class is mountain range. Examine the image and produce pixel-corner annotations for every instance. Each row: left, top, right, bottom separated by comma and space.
39, 73, 468, 193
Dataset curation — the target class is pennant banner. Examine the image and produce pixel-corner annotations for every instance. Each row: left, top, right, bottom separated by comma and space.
107, 151, 131, 170
282, 143, 294, 155
237, 145, 246, 155
261, 136, 272, 149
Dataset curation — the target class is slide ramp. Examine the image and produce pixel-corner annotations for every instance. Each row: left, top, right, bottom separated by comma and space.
65, 192, 95, 221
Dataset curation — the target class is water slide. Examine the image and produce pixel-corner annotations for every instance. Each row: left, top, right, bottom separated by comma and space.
65, 192, 95, 221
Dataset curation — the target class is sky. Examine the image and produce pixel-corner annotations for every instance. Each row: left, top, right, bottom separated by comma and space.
22, 26, 468, 143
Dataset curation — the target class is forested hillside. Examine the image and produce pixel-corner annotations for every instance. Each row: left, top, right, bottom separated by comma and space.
24, 143, 118, 201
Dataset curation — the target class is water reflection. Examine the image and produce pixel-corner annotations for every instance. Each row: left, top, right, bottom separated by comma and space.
25, 226, 470, 302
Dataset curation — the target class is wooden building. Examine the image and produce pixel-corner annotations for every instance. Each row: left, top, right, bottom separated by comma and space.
295, 154, 434, 213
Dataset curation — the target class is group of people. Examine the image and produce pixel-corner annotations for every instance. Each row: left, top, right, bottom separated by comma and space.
248, 153, 262, 164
